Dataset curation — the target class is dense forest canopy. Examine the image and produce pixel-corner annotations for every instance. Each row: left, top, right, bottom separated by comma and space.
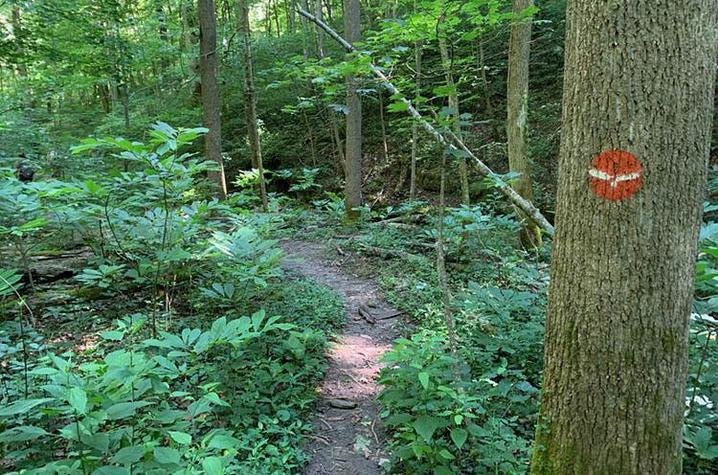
0, 0, 716, 474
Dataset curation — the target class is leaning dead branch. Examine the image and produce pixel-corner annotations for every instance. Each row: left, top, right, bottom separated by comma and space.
297, 7, 555, 237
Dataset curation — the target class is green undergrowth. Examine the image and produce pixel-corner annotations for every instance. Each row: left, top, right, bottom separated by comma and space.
284, 198, 718, 474
0, 125, 345, 475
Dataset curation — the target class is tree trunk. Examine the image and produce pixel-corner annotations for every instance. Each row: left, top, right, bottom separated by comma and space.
287, 0, 297, 33
11, 3, 27, 78
507, 0, 540, 248
343, 0, 362, 220
378, 93, 389, 161
265, 0, 273, 35
531, 1, 717, 474
478, 40, 499, 140
239, 0, 269, 211
410, 39, 422, 201
313, 2, 344, 173
315, 0, 325, 56
438, 19, 470, 205
299, 0, 312, 57
330, 109, 346, 174
198, 0, 228, 199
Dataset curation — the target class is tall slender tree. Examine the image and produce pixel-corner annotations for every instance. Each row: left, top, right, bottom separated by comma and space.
239, 0, 269, 211
409, 38, 422, 201
198, 0, 228, 198
506, 0, 539, 248
531, 1, 717, 473
343, 0, 362, 220
438, 9, 469, 205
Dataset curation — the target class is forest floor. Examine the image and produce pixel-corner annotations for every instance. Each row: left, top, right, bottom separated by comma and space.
281, 239, 403, 475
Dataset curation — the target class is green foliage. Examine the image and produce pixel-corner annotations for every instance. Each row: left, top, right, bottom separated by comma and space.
379, 331, 532, 474
0, 312, 307, 474
0, 122, 347, 474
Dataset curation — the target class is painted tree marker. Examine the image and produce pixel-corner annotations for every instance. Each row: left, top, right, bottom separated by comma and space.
588, 149, 643, 201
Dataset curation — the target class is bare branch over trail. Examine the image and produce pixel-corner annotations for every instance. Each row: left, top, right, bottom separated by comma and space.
297, 7, 555, 237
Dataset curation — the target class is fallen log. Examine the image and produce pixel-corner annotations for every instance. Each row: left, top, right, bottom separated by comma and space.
358, 304, 377, 324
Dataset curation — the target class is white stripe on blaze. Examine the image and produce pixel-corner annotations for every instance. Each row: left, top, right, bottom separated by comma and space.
588, 168, 641, 188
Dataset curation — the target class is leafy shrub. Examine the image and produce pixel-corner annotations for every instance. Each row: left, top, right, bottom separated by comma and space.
0, 311, 315, 474
379, 331, 532, 475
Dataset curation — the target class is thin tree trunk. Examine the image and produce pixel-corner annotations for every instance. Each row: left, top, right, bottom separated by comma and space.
507, 0, 540, 248
303, 111, 318, 166
410, 39, 422, 200
343, 0, 362, 220
531, 1, 717, 473
299, 0, 312, 57
330, 109, 346, 173
478, 40, 499, 139
273, 0, 281, 36
11, 3, 27, 78
120, 83, 130, 131
324, 0, 332, 21
286, 0, 296, 33
315, 0, 325, 55
438, 17, 470, 205
239, 0, 269, 211
436, 151, 456, 354
378, 93, 389, 161
198, 0, 228, 199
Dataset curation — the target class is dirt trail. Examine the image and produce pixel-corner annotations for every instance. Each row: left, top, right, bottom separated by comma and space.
281, 240, 401, 475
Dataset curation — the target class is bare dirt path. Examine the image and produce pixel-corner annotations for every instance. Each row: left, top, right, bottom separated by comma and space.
281, 240, 402, 475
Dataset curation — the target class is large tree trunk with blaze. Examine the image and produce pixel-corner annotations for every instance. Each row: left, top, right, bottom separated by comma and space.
198, 0, 228, 199
343, 0, 362, 220
239, 0, 269, 211
531, 1, 717, 474
507, 0, 540, 248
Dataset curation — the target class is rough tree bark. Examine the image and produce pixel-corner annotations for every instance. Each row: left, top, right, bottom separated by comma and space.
531, 1, 717, 474
198, 0, 228, 199
343, 0, 363, 220
507, 0, 540, 248
239, 0, 269, 211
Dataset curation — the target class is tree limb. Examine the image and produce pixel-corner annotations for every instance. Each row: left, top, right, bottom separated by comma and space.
297, 7, 555, 237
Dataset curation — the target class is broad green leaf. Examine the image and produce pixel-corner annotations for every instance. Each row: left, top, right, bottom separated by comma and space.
106, 401, 153, 420
387, 101, 409, 113
101, 331, 125, 341
0, 398, 54, 417
153, 446, 181, 465
168, 430, 192, 445
413, 415, 444, 443
438, 449, 455, 460
207, 434, 240, 450
418, 372, 430, 390
204, 392, 230, 407
92, 467, 130, 475
0, 425, 49, 442
202, 457, 225, 475
84, 432, 110, 452
67, 387, 88, 414
251, 310, 266, 332
111, 445, 145, 464
450, 428, 468, 450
